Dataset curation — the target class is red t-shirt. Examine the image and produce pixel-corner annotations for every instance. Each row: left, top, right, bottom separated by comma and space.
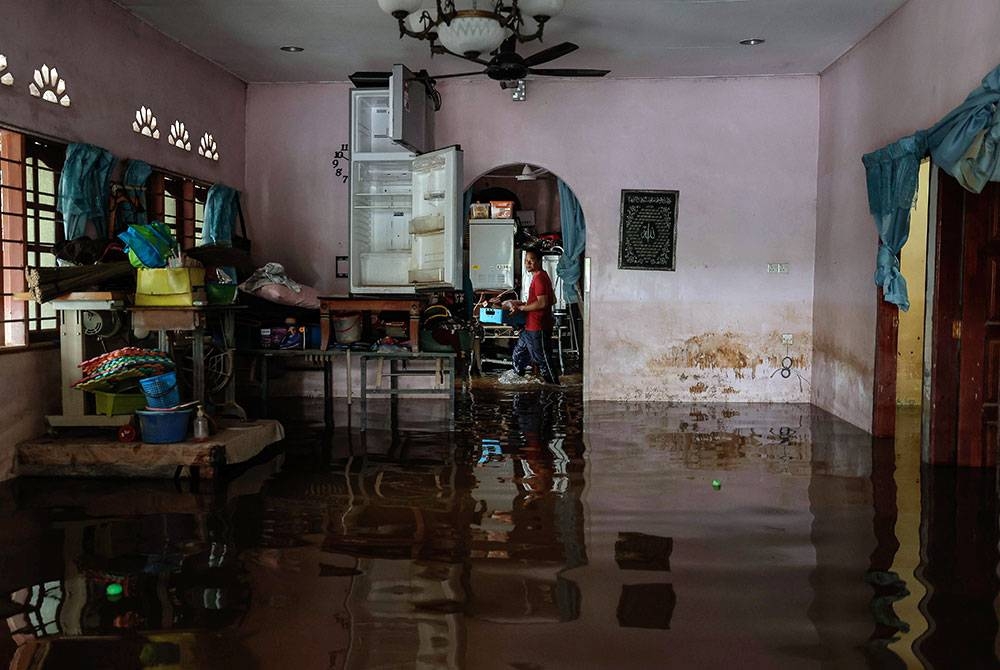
526, 270, 555, 332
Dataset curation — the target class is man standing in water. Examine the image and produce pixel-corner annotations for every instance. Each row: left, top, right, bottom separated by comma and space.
508, 249, 559, 385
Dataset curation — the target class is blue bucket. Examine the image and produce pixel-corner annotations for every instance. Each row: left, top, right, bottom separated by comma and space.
140, 372, 180, 409
136, 409, 193, 444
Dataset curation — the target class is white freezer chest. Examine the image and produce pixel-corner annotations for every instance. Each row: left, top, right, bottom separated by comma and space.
469, 219, 518, 290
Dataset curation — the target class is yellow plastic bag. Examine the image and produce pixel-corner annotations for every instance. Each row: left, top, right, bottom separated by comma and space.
135, 268, 206, 306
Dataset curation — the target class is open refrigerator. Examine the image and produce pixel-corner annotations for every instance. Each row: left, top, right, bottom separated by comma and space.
349, 68, 463, 295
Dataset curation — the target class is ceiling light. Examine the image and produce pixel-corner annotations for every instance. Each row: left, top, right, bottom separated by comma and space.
280, 45, 305, 52
739, 38, 765, 46
378, 0, 565, 59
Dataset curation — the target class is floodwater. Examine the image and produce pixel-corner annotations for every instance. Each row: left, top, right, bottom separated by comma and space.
0, 392, 997, 669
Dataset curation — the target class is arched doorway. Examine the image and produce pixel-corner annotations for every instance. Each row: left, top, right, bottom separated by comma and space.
464, 163, 586, 385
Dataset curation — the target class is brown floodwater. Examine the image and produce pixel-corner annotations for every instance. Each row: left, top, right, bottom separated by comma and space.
0, 392, 997, 669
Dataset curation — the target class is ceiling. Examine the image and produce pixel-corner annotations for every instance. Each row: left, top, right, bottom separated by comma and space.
112, 0, 910, 83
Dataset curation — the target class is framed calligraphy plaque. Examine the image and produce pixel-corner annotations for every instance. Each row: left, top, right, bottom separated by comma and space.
618, 189, 678, 271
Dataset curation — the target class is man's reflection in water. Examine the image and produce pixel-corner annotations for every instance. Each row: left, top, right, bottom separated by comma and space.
505, 391, 585, 570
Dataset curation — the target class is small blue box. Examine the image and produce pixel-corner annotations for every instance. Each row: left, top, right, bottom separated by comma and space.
479, 307, 503, 324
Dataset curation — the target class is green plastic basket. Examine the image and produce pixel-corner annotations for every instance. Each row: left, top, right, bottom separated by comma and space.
92, 391, 147, 416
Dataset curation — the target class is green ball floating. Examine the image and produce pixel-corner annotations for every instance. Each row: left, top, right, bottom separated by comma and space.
711, 479, 722, 490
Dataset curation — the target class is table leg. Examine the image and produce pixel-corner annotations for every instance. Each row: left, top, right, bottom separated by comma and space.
346, 351, 352, 406
390, 358, 399, 432
323, 357, 333, 427
361, 356, 368, 432
193, 326, 205, 407
260, 356, 269, 419
448, 357, 455, 432
409, 312, 421, 352
320, 306, 331, 351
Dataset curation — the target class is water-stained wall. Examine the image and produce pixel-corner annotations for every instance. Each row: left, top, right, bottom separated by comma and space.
813, 0, 1000, 430
248, 76, 819, 403
435, 76, 819, 403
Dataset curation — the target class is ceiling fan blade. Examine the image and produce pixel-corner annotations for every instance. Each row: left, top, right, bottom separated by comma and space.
430, 70, 487, 80
529, 68, 611, 77
522, 42, 579, 67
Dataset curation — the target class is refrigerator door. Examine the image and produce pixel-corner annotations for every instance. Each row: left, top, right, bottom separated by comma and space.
390, 64, 435, 154
408, 145, 463, 289
469, 220, 517, 290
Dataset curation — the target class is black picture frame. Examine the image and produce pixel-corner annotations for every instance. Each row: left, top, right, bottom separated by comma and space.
618, 189, 679, 271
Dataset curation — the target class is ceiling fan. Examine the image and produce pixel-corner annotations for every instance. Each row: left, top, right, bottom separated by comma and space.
487, 164, 551, 180
431, 36, 610, 83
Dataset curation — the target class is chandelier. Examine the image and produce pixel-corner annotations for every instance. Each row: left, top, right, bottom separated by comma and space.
376, 0, 565, 59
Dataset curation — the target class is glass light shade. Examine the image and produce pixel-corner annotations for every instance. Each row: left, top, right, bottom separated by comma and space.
516, 0, 564, 19
436, 11, 510, 57
377, 0, 423, 17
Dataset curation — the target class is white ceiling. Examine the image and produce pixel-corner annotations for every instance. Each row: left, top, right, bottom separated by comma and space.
112, 0, 909, 83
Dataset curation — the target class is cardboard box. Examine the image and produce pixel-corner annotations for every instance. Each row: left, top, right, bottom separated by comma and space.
490, 200, 514, 219
470, 202, 490, 219
135, 268, 206, 307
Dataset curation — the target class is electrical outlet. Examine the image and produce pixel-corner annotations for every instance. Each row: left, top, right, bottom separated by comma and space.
781, 333, 793, 345
767, 262, 789, 274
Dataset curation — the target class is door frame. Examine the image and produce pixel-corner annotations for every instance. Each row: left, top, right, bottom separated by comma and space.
872, 165, 991, 465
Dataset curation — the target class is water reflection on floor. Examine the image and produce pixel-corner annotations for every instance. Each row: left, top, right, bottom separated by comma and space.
1, 394, 998, 669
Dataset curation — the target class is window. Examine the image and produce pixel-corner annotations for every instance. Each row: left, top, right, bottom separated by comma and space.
0, 129, 65, 347
149, 172, 209, 250
0, 125, 211, 350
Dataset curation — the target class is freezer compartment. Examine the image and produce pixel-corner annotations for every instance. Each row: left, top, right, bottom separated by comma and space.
408, 232, 445, 284
361, 251, 411, 286
352, 91, 400, 154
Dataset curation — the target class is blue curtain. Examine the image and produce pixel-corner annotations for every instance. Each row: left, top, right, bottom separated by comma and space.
861, 133, 927, 311
555, 178, 586, 304
926, 65, 1000, 193
57, 143, 115, 239
121, 160, 152, 227
201, 184, 239, 246
863, 62, 1000, 310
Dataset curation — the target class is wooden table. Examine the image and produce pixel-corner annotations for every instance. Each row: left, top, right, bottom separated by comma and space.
319, 297, 426, 352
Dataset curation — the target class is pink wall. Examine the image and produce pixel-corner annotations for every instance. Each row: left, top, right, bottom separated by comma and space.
244, 83, 353, 294
441, 76, 819, 403
0, 0, 246, 187
0, 0, 246, 473
247, 76, 820, 403
813, 0, 1000, 429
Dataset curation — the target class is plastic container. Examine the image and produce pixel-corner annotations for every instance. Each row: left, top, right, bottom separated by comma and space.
334, 313, 362, 344
139, 372, 181, 409
92, 391, 147, 416
206, 283, 238, 304
136, 409, 193, 444
193, 406, 210, 441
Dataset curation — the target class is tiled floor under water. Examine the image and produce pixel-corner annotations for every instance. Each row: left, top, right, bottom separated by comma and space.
1, 390, 997, 669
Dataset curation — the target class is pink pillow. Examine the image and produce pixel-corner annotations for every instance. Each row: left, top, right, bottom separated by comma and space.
245, 282, 320, 309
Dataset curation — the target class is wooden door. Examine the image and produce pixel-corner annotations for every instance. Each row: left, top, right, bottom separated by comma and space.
957, 180, 1000, 466
931, 173, 1000, 466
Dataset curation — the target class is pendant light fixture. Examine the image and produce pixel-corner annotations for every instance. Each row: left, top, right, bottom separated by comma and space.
377, 0, 565, 59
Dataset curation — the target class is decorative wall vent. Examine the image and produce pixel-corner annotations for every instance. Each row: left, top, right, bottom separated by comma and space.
168, 120, 191, 151
28, 64, 70, 106
197, 133, 219, 161
0, 55, 12, 86
132, 106, 160, 139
